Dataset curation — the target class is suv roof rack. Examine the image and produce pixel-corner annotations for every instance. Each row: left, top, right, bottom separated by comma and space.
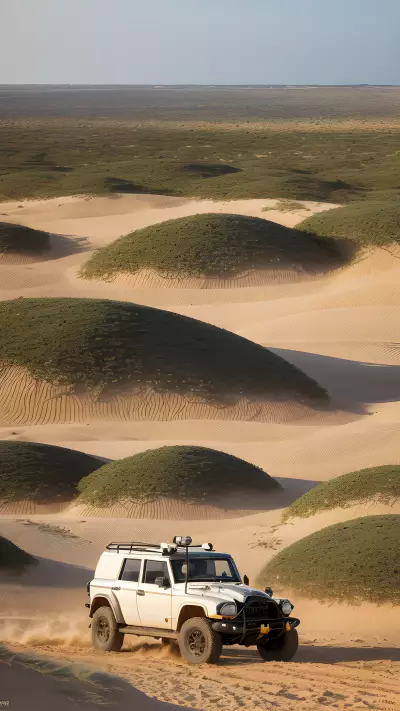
106, 541, 214, 555
106, 542, 162, 554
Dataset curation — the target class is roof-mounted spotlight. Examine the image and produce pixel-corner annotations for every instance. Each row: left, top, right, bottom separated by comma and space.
173, 536, 192, 546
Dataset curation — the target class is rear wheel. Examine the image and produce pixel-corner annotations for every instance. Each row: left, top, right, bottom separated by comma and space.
257, 629, 298, 662
179, 617, 222, 665
91, 606, 124, 652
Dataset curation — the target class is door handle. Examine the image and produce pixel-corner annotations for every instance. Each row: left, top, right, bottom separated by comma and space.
111, 586, 120, 591
137, 590, 145, 596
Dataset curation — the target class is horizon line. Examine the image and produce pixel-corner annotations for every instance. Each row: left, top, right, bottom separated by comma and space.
1, 83, 399, 88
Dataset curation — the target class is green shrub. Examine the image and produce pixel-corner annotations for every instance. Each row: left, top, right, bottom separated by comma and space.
283, 465, 400, 521
78, 445, 281, 505
81, 213, 343, 280
0, 222, 50, 253
0, 298, 328, 403
257, 515, 400, 603
263, 200, 308, 213
300, 200, 400, 247
0, 441, 102, 504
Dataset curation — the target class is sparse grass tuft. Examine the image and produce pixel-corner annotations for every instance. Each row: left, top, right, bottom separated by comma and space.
257, 515, 400, 603
0, 535, 37, 573
300, 200, 400, 247
0, 298, 328, 403
81, 213, 344, 280
0, 222, 50, 253
263, 200, 308, 213
283, 465, 400, 521
77, 445, 281, 505
0, 441, 102, 504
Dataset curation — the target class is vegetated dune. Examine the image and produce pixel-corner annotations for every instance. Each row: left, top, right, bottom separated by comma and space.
283, 465, 400, 521
0, 440, 102, 514
0, 535, 37, 574
257, 515, 400, 604
300, 199, 400, 249
80, 213, 345, 288
75, 445, 282, 518
0, 297, 328, 426
0, 222, 51, 262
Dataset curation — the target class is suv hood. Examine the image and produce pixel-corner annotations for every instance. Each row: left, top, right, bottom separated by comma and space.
186, 582, 269, 603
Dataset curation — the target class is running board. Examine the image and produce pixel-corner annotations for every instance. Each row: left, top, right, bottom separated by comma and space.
118, 624, 178, 640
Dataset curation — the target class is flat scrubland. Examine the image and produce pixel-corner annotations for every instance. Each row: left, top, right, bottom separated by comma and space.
1, 87, 400, 202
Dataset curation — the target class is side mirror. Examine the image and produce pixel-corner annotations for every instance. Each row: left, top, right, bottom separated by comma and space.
243, 574, 249, 586
265, 586, 273, 596
155, 576, 170, 589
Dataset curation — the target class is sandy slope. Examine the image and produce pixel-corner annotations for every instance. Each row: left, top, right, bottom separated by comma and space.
0, 192, 399, 708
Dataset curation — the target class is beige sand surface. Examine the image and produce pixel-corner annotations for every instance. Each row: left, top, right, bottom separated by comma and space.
0, 192, 399, 708
0, 643, 194, 711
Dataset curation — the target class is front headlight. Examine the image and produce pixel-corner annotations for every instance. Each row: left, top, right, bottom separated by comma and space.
280, 600, 293, 616
218, 602, 237, 617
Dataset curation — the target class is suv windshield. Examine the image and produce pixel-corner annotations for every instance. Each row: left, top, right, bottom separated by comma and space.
171, 556, 240, 583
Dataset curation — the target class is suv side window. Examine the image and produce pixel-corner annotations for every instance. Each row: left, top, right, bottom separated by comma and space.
144, 560, 170, 585
119, 558, 141, 582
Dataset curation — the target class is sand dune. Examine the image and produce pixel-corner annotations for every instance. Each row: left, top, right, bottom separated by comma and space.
0, 366, 332, 427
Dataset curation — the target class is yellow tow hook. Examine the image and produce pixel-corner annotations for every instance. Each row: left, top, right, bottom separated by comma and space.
257, 624, 270, 641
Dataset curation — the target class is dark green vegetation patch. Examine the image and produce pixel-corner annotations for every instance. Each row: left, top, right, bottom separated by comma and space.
81, 213, 343, 281
300, 200, 400, 248
0, 298, 327, 403
77, 445, 280, 505
0, 222, 50, 253
283, 465, 400, 521
182, 163, 242, 178
257, 515, 400, 604
0, 441, 102, 503
0, 536, 37, 573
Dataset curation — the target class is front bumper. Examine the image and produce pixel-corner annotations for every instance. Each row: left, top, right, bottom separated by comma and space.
211, 616, 300, 644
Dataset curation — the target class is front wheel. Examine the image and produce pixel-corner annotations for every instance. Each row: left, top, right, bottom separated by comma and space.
179, 617, 222, 664
91, 606, 124, 652
257, 629, 298, 662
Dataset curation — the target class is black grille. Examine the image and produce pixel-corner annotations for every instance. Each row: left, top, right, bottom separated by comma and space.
240, 597, 281, 619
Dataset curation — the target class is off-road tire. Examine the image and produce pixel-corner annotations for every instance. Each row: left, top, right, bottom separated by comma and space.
257, 628, 298, 662
91, 606, 124, 652
179, 617, 222, 664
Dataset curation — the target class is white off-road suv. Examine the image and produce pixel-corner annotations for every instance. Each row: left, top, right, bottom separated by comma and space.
86, 536, 300, 665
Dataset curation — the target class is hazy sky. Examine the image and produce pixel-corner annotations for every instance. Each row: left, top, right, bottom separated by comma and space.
1, 0, 399, 85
